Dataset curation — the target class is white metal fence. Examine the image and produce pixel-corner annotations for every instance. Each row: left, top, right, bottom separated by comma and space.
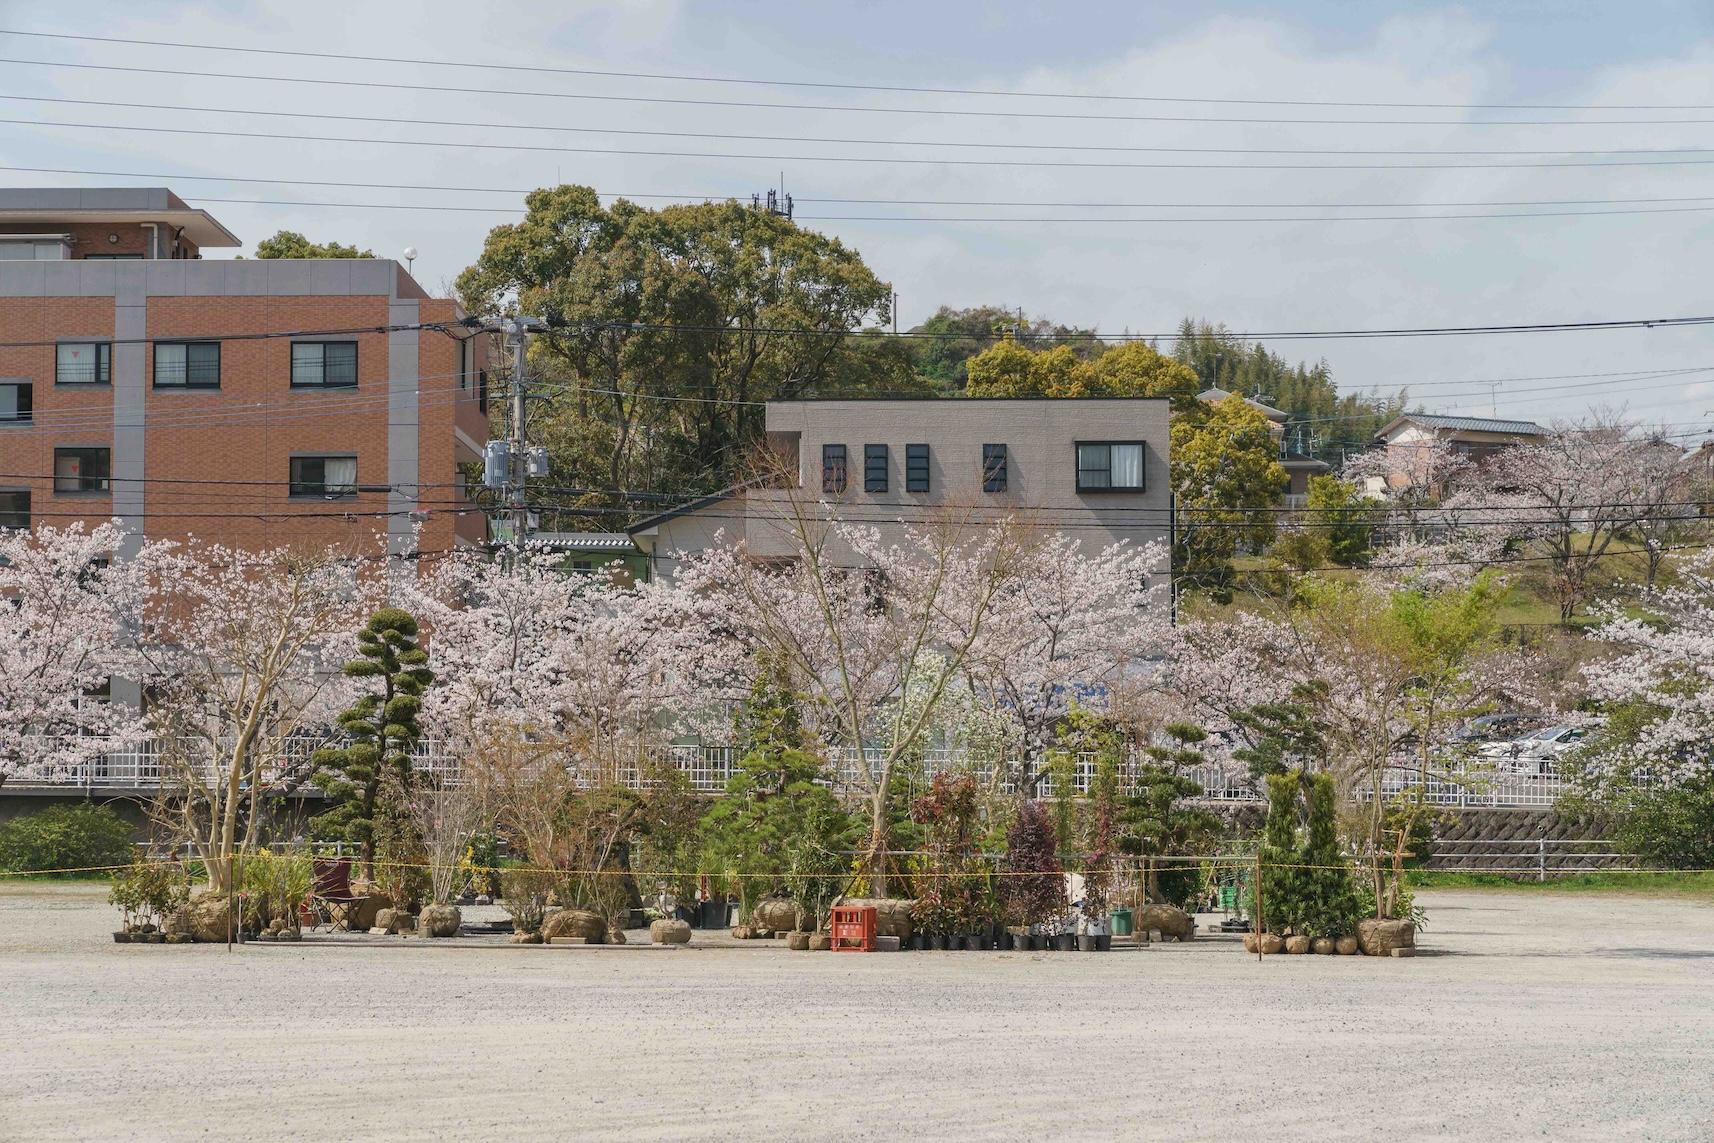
6, 736, 1567, 809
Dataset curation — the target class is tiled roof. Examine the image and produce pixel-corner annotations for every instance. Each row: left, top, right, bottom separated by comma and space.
529, 533, 637, 551
1385, 413, 1548, 436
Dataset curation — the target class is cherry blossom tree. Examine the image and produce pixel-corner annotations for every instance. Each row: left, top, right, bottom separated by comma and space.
134, 543, 372, 894
673, 494, 1028, 896
1475, 416, 1658, 621
962, 534, 1171, 792
0, 522, 148, 791
1579, 551, 1714, 784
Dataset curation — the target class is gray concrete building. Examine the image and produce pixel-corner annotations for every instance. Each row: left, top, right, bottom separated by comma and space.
628, 397, 1173, 578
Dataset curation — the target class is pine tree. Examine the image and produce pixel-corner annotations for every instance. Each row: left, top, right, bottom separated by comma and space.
309, 608, 434, 878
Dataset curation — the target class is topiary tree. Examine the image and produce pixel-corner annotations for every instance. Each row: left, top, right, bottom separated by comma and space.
310, 608, 434, 879
1298, 772, 1365, 939
1122, 722, 1223, 906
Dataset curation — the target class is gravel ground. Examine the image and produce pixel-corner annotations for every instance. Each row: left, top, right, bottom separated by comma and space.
2, 883, 1712, 1141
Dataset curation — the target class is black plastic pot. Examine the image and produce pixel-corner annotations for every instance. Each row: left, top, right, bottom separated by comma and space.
931, 933, 948, 951
910, 933, 925, 951
1053, 933, 1075, 952
1097, 934, 1112, 951
1078, 934, 1098, 952
112, 931, 133, 943
699, 900, 728, 930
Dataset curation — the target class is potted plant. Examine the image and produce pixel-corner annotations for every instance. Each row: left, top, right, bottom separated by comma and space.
1000, 800, 1066, 954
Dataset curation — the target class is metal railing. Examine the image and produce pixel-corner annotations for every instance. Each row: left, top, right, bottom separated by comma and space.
7, 736, 1569, 809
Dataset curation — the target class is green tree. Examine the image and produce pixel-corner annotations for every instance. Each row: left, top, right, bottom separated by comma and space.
0, 803, 134, 875
1171, 398, 1288, 600
252, 230, 375, 259
309, 608, 434, 878
1305, 475, 1378, 567
1172, 318, 1404, 463
1121, 722, 1223, 906
457, 187, 896, 511
909, 304, 1100, 391
700, 665, 854, 924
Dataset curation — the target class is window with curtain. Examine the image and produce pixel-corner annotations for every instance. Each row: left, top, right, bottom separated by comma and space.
153, 341, 220, 388
289, 455, 358, 498
1076, 442, 1146, 491
291, 342, 358, 388
56, 342, 111, 385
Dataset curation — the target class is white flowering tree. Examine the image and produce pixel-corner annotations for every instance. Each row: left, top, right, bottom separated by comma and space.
674, 497, 1027, 896
1579, 551, 1714, 784
134, 543, 371, 894
0, 522, 149, 791
962, 534, 1172, 792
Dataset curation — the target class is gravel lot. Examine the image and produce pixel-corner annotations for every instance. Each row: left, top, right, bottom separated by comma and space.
2, 882, 1712, 1142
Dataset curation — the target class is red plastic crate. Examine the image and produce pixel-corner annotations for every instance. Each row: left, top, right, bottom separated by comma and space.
830, 905, 878, 952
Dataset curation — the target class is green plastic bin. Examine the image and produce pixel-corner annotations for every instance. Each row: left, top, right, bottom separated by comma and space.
1110, 908, 1133, 936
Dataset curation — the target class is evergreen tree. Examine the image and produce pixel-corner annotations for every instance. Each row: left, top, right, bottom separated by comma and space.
1121, 723, 1222, 905
701, 662, 853, 922
309, 608, 434, 878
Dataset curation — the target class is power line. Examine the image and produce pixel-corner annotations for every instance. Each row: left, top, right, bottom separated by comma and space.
18, 92, 1714, 159
10, 27, 1714, 113
159, 193, 1714, 226
18, 115, 1714, 172
19, 163, 1714, 212
8, 28, 1714, 113
12, 55, 1714, 127
554, 314, 1714, 343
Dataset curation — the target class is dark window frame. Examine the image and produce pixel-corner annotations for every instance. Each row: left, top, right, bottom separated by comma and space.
0, 488, 28, 529
55, 341, 111, 386
288, 454, 359, 499
1075, 440, 1148, 492
905, 443, 930, 493
982, 443, 1008, 493
863, 444, 888, 493
289, 340, 358, 389
53, 447, 111, 495
822, 443, 848, 495
152, 340, 221, 389
0, 380, 31, 424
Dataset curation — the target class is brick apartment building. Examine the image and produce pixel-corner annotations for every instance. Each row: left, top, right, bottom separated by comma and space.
0, 187, 490, 561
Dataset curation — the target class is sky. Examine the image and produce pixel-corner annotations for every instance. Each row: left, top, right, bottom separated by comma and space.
2, 1, 1712, 439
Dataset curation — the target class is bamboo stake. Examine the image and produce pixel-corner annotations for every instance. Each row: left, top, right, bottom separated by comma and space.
1253, 848, 1263, 963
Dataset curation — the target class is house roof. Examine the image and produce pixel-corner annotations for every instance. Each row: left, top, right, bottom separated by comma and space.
1198, 386, 1289, 422
528, 532, 638, 552
626, 480, 758, 536
1280, 452, 1331, 472
0, 187, 241, 248
1375, 413, 1549, 440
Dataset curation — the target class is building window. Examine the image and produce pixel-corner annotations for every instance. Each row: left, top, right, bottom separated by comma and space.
0, 237, 69, 260
56, 342, 111, 385
477, 369, 489, 414
0, 490, 27, 529
290, 341, 357, 388
904, 444, 930, 493
822, 444, 847, 495
1076, 441, 1146, 491
864, 444, 888, 493
54, 448, 110, 494
982, 444, 1008, 493
0, 381, 30, 423
289, 456, 358, 498
153, 341, 220, 389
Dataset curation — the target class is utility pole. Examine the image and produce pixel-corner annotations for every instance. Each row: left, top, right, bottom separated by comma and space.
482, 315, 548, 556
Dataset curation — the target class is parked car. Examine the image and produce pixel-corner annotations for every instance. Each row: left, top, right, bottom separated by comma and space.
1480, 725, 1585, 775
1453, 712, 1544, 744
